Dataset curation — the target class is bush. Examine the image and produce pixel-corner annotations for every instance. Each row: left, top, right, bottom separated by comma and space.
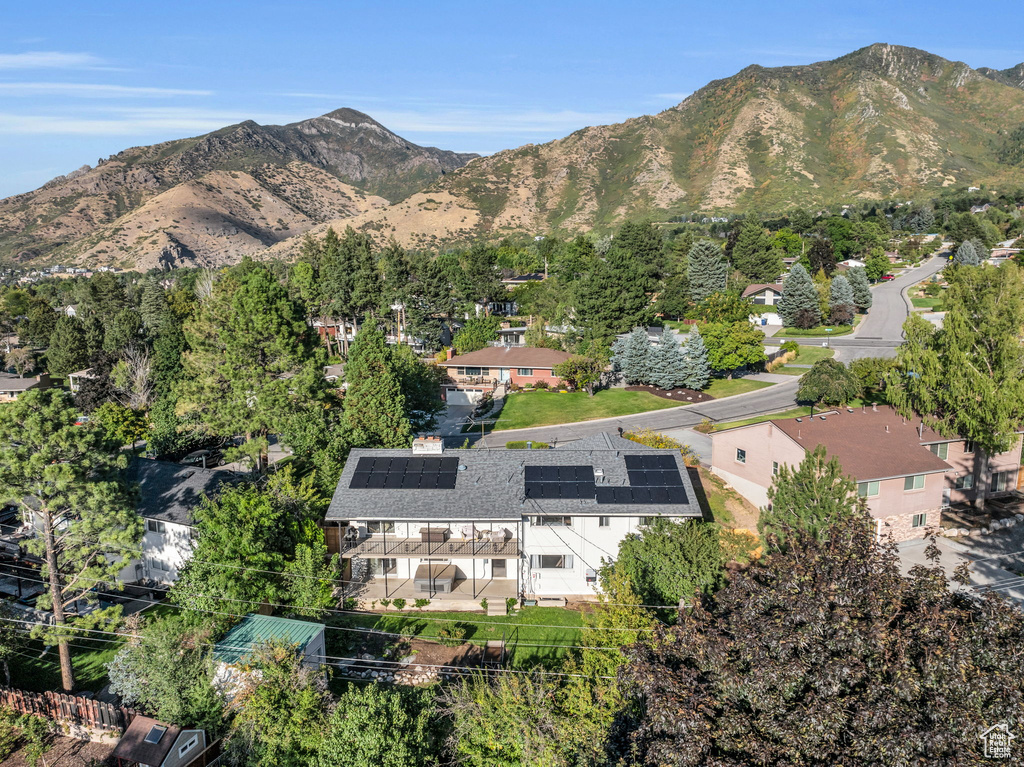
480, 598, 488, 612
437, 621, 468, 647
413, 598, 430, 610
533, 380, 550, 390
379, 598, 392, 610
392, 598, 407, 611
506, 597, 518, 615
780, 340, 799, 354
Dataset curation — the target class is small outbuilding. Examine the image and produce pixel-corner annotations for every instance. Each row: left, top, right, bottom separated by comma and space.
111, 716, 206, 767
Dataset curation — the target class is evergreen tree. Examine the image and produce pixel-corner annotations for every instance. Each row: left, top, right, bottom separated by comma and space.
683, 328, 711, 390
103, 308, 143, 354
23, 300, 57, 347
828, 274, 856, 325
46, 315, 88, 375
574, 250, 651, 339
140, 280, 170, 332
953, 239, 980, 266
730, 215, 781, 281
847, 266, 873, 311
614, 220, 664, 288
687, 241, 728, 303
649, 338, 689, 390
341, 326, 413, 448
777, 264, 821, 328
611, 327, 653, 385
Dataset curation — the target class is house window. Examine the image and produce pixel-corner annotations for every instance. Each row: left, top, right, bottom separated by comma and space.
752, 297, 766, 305
911, 513, 927, 528
531, 554, 574, 569
963, 441, 976, 454
857, 481, 880, 498
955, 474, 975, 490
149, 558, 170, 572
736, 448, 746, 464
146, 519, 166, 534
534, 516, 572, 527
598, 516, 610, 527
457, 367, 484, 377
638, 517, 656, 527
517, 368, 534, 376
991, 471, 1015, 493
178, 735, 199, 758
370, 558, 397, 575
367, 521, 395, 534
928, 443, 949, 460
771, 461, 779, 476
903, 475, 925, 491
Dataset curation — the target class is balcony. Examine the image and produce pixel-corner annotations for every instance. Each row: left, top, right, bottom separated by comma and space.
341, 536, 520, 559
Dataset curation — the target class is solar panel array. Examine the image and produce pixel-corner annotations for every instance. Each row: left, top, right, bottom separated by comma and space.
595, 454, 688, 505
524, 465, 596, 500
349, 456, 459, 490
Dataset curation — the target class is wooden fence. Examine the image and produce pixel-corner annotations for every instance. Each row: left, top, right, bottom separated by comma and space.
0, 686, 139, 733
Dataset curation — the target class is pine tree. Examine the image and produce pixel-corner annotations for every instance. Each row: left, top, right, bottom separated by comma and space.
46, 315, 88, 375
953, 240, 980, 266
140, 280, 170, 332
969, 237, 989, 261
341, 326, 413, 448
828, 275, 856, 325
574, 251, 651, 339
730, 216, 781, 281
847, 267, 873, 311
683, 328, 711, 390
777, 264, 822, 328
649, 338, 689, 390
612, 327, 653, 385
687, 241, 728, 303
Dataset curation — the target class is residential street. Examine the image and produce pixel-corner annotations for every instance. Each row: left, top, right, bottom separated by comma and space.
475, 255, 948, 449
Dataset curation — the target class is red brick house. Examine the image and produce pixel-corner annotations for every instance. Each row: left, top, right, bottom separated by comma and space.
438, 347, 572, 405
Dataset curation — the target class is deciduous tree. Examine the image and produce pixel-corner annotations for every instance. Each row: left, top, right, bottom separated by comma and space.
797, 358, 861, 406
700, 321, 767, 376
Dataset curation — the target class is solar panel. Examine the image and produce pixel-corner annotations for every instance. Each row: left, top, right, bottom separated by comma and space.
348, 472, 371, 489
400, 474, 420, 489
383, 473, 403, 489
666, 487, 688, 504
624, 455, 645, 470
366, 473, 387, 489
439, 457, 459, 472
649, 487, 671, 504
437, 474, 457, 490
524, 466, 543, 482
577, 482, 597, 499
407, 457, 426, 473
627, 470, 648, 486
355, 457, 375, 472
629, 487, 652, 504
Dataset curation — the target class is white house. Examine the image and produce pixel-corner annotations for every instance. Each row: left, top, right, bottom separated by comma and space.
122, 459, 236, 584
326, 433, 704, 607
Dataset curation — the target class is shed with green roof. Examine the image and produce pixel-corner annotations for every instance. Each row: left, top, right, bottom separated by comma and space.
213, 614, 326, 669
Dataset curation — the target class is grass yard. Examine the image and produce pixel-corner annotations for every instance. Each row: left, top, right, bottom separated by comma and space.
494, 389, 680, 431
712, 406, 814, 432
770, 345, 835, 376
773, 324, 854, 338
10, 637, 123, 693
325, 606, 585, 668
911, 297, 944, 310
703, 378, 772, 398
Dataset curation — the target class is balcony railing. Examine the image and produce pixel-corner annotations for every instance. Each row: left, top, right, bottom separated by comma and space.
341, 537, 520, 558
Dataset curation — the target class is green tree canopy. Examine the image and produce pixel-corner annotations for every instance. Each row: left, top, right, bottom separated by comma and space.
611, 327, 653, 385
846, 266, 873, 311
687, 241, 728, 303
46, 315, 88, 376
341, 326, 414, 448
777, 263, 821, 328
797, 358, 862, 405
700, 321, 767, 376
452, 315, 501, 355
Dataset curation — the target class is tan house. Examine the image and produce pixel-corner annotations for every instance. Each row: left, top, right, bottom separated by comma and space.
710, 405, 1022, 542
0, 374, 49, 403
439, 346, 572, 405
741, 284, 784, 306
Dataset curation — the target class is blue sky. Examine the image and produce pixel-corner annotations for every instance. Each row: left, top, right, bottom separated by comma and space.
1, 0, 1022, 197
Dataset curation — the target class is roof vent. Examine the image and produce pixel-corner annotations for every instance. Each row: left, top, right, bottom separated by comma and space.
872, 403, 878, 412
795, 418, 802, 422
820, 416, 826, 421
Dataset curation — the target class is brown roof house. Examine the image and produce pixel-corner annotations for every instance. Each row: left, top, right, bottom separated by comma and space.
438, 346, 572, 406
111, 716, 206, 767
0, 373, 50, 403
710, 405, 1023, 541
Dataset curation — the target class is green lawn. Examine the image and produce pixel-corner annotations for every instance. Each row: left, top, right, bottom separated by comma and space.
712, 406, 814, 432
10, 637, 124, 693
769, 366, 807, 376
703, 378, 772, 398
911, 297, 944, 310
494, 389, 681, 431
794, 345, 835, 364
773, 324, 854, 338
325, 606, 585, 668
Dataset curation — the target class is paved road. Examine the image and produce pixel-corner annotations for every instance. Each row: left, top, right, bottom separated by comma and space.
472, 255, 948, 449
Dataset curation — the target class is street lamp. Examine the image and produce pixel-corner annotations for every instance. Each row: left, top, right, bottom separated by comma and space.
825, 328, 833, 348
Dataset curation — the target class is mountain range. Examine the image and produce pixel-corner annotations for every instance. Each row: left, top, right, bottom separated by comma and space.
2, 44, 1023, 270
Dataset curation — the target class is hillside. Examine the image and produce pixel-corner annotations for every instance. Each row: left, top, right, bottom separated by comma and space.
278, 44, 1024, 252
0, 109, 476, 267
979, 63, 1024, 90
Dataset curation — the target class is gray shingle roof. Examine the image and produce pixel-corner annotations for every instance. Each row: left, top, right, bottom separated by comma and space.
128, 459, 238, 525
327, 432, 703, 522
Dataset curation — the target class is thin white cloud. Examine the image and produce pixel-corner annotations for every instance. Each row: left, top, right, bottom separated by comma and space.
0, 82, 212, 98
0, 51, 106, 69
653, 92, 691, 102
0, 107, 299, 136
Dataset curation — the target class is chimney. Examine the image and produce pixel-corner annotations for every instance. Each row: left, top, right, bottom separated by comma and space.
885, 424, 890, 433
412, 435, 444, 455
872, 403, 878, 412
446, 348, 454, 361
918, 421, 924, 439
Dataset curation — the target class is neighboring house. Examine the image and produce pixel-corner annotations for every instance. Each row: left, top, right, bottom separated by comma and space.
836, 258, 866, 270
438, 346, 573, 405
323, 363, 345, 385
121, 459, 236, 584
970, 204, 991, 214
325, 433, 703, 606
742, 284, 784, 306
710, 405, 1023, 542
214, 614, 325, 679
56, 305, 78, 317
110, 716, 206, 767
495, 326, 527, 346
502, 272, 545, 290
0, 374, 49, 403
67, 368, 98, 394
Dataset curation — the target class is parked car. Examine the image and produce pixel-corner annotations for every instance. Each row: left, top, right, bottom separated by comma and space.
880, 274, 896, 281
180, 449, 222, 469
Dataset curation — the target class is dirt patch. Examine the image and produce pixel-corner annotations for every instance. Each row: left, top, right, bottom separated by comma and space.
2, 736, 114, 766
404, 638, 487, 667
625, 385, 714, 402
693, 466, 761, 532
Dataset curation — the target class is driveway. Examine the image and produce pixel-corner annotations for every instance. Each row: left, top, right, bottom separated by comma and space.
898, 527, 1024, 605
